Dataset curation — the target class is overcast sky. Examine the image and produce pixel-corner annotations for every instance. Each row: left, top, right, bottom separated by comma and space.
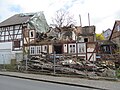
0, 0, 120, 33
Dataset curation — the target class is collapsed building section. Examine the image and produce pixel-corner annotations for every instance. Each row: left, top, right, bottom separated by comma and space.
26, 25, 98, 75
29, 26, 96, 62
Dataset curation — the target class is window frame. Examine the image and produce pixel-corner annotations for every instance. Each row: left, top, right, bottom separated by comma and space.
68, 44, 76, 53
30, 46, 35, 55
78, 43, 86, 53
29, 30, 34, 38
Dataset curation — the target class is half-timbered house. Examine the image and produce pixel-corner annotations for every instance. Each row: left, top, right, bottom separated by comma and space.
0, 12, 49, 64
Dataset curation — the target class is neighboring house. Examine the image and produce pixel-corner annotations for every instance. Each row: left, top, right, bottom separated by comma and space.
96, 40, 119, 67
96, 21, 120, 67
109, 20, 120, 50
97, 40, 117, 54
102, 28, 112, 40
0, 12, 49, 64
29, 25, 96, 61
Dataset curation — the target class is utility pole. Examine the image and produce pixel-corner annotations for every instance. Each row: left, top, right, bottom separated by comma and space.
79, 14, 82, 27
53, 51, 56, 75
25, 57, 28, 71
88, 13, 90, 26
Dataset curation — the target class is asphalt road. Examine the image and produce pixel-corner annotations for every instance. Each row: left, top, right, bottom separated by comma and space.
0, 76, 92, 90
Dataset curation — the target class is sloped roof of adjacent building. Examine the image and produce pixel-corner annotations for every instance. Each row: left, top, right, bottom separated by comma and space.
101, 40, 117, 45
109, 20, 120, 40
0, 13, 34, 27
0, 12, 49, 33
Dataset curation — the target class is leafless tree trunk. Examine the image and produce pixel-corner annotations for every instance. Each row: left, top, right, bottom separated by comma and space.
52, 9, 76, 28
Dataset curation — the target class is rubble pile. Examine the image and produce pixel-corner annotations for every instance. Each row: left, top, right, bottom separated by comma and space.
17, 52, 116, 77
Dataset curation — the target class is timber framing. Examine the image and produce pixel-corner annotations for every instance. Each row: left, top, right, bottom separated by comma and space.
0, 24, 24, 51
29, 41, 97, 61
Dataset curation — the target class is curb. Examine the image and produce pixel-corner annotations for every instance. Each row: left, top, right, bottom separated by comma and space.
0, 73, 108, 90
88, 76, 119, 82
23, 71, 119, 82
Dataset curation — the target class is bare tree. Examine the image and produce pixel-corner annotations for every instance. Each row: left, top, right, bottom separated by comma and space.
52, 9, 76, 28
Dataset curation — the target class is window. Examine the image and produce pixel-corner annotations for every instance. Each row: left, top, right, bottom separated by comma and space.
10, 31, 13, 35
1, 36, 4, 40
30, 31, 34, 38
15, 25, 20, 29
69, 45, 72, 53
31, 32, 33, 37
5, 32, 9, 35
44, 46, 47, 51
5, 36, 9, 40
13, 40, 20, 48
30, 46, 35, 54
103, 46, 110, 52
79, 47, 81, 53
36, 46, 41, 54
73, 45, 75, 52
78, 43, 85, 53
69, 44, 76, 53
63, 44, 67, 53
42, 45, 47, 52
10, 26, 13, 30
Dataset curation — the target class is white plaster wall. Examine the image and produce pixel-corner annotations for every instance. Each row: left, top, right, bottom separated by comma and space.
0, 49, 15, 64
0, 42, 12, 50
0, 42, 22, 64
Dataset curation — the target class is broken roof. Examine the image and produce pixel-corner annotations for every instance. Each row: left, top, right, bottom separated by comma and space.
0, 12, 49, 33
